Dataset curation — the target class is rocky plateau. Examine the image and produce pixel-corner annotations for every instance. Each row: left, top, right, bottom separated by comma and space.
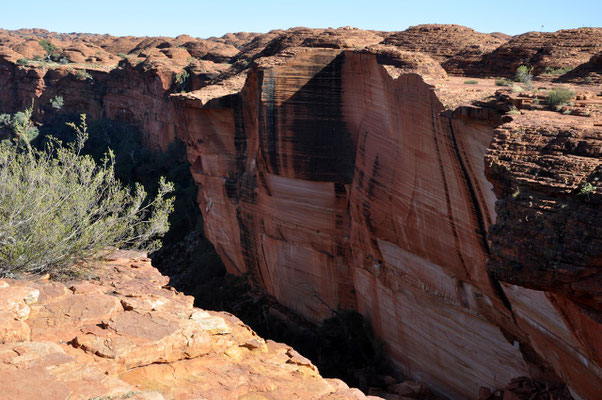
0, 24, 601, 400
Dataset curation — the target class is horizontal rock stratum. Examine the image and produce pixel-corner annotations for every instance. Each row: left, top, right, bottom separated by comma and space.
1, 24, 601, 400
0, 251, 381, 400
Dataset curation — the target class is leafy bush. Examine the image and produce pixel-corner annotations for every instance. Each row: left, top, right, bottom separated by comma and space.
0, 111, 174, 277
39, 39, 57, 61
579, 182, 596, 198
464, 80, 478, 84
543, 66, 572, 75
16, 58, 29, 66
32, 55, 44, 62
75, 69, 92, 81
35, 116, 198, 247
515, 65, 533, 89
0, 107, 39, 144
546, 87, 575, 107
511, 85, 524, 93
495, 77, 512, 86
508, 105, 520, 115
173, 70, 190, 92
117, 52, 128, 59
50, 96, 64, 110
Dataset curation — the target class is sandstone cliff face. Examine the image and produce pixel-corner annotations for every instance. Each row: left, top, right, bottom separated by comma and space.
0, 29, 236, 150
174, 47, 601, 399
0, 252, 379, 400
0, 59, 178, 149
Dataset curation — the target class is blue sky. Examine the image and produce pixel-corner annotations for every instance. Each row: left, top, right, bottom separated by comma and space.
1, 0, 600, 38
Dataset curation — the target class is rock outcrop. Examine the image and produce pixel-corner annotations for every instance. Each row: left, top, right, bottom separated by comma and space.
476, 28, 602, 76
0, 251, 381, 400
0, 29, 239, 150
173, 35, 602, 399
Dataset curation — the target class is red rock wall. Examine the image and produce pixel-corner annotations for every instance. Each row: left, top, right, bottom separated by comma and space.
175, 49, 602, 399
0, 59, 176, 150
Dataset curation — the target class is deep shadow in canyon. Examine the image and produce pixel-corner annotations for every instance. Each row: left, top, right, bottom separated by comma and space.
31, 113, 402, 394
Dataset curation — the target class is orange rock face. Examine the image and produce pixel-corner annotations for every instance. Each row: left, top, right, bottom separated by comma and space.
0, 252, 380, 400
174, 37, 602, 399
0, 29, 239, 150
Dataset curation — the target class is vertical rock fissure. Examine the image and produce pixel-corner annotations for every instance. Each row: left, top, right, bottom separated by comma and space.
429, 97, 469, 272
445, 117, 514, 314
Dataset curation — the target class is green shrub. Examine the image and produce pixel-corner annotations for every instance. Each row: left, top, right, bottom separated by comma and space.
0, 107, 39, 144
511, 85, 524, 93
36, 118, 200, 247
508, 105, 520, 115
543, 66, 572, 75
16, 58, 29, 66
464, 80, 478, 84
546, 87, 575, 107
39, 39, 57, 62
117, 52, 128, 59
0, 111, 174, 277
515, 65, 533, 89
173, 70, 190, 92
579, 182, 596, 198
75, 69, 92, 81
495, 77, 512, 86
50, 96, 64, 110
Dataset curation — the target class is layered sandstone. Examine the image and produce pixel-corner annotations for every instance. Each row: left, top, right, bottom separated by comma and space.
0, 251, 381, 400
476, 28, 602, 76
173, 42, 602, 399
382, 24, 507, 75
0, 28, 239, 150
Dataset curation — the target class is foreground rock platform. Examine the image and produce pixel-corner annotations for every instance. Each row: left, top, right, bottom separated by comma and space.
0, 251, 382, 400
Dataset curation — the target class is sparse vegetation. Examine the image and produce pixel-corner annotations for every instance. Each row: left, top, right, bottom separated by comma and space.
495, 77, 512, 86
50, 96, 64, 110
16, 58, 29, 66
117, 52, 128, 59
579, 182, 596, 199
511, 85, 524, 93
39, 39, 57, 62
173, 69, 190, 92
464, 80, 478, 84
75, 69, 93, 81
546, 87, 575, 107
508, 105, 520, 115
0, 106, 39, 144
543, 66, 573, 75
515, 65, 533, 89
0, 109, 174, 278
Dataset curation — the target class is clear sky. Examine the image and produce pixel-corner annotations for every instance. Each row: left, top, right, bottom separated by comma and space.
1, 0, 600, 38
